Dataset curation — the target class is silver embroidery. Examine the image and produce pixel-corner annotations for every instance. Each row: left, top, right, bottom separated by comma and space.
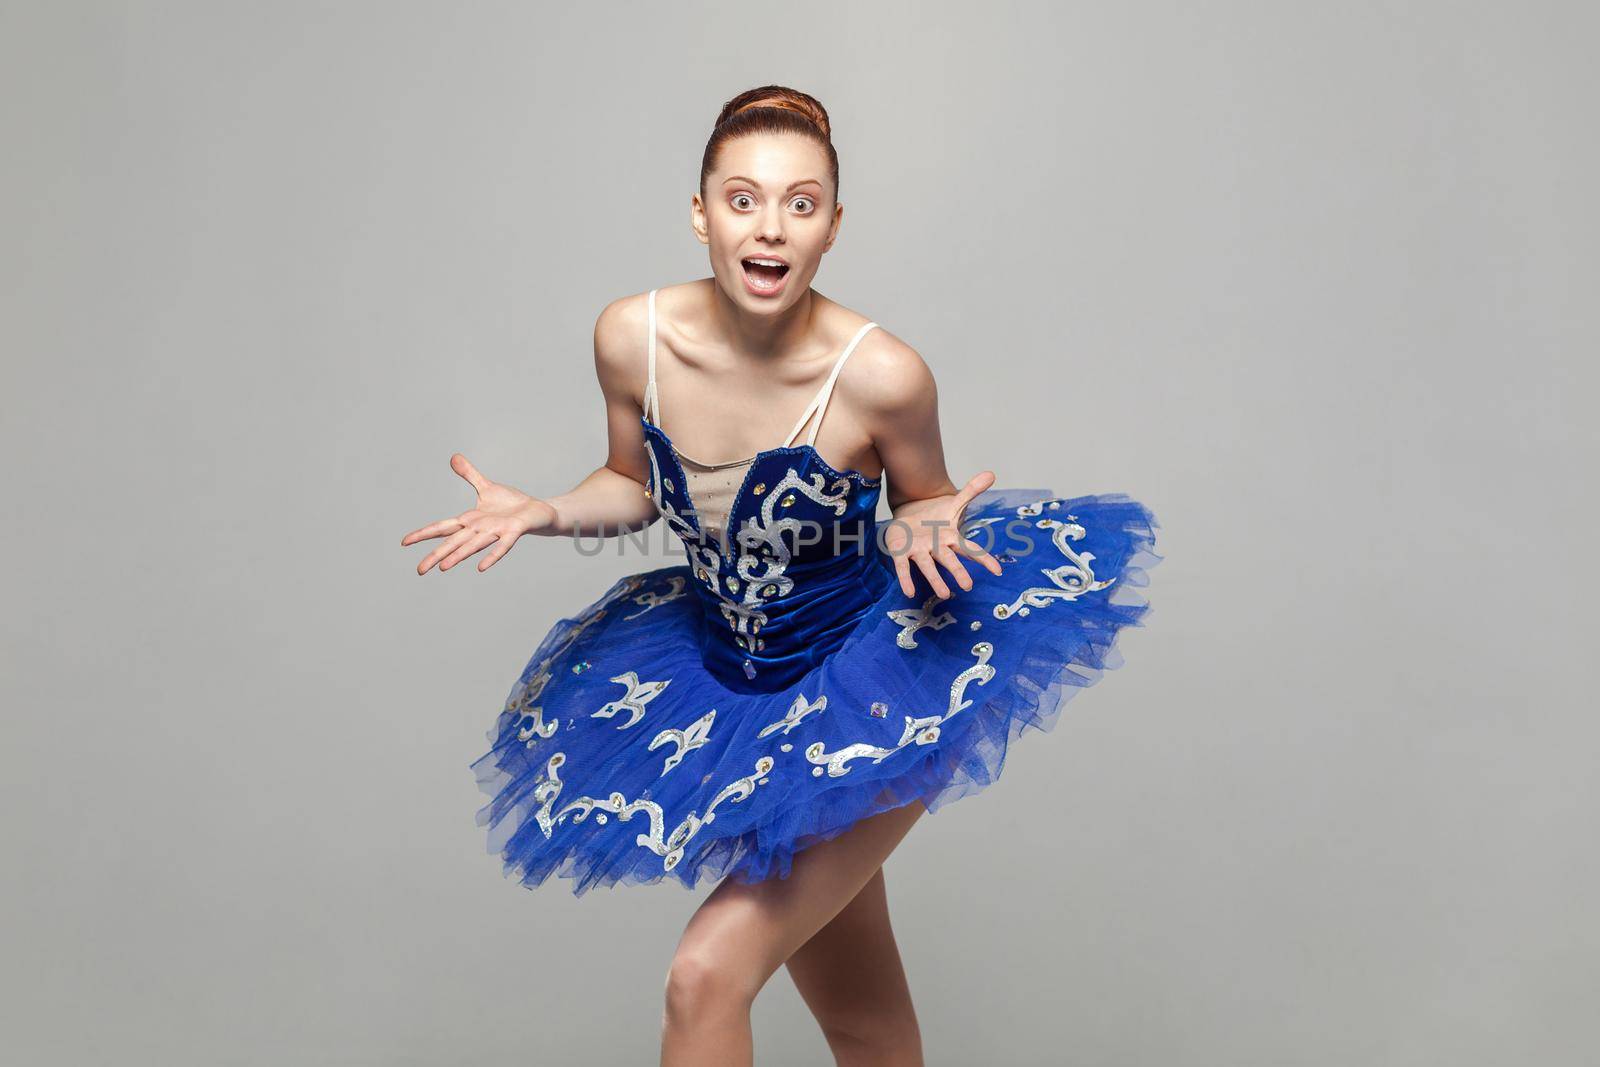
804, 642, 996, 778
624, 576, 688, 619
504, 575, 641, 740
993, 512, 1115, 620
887, 594, 957, 649
589, 671, 671, 730
756, 692, 828, 737
509, 690, 559, 744
644, 435, 700, 545
648, 708, 717, 775
530, 752, 775, 872
716, 469, 852, 653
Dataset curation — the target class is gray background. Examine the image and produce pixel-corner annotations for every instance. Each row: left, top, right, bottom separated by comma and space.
3, 2, 1594, 1064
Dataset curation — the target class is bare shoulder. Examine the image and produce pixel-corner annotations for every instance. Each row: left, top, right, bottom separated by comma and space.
593, 282, 701, 384
592, 290, 647, 385
835, 321, 937, 417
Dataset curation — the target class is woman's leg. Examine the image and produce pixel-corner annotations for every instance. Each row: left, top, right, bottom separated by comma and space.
784, 865, 924, 1066
659, 798, 927, 1067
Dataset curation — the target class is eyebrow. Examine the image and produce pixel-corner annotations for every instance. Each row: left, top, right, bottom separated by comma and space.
721, 175, 823, 192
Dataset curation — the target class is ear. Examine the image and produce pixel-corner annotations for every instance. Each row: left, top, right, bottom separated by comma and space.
823, 200, 844, 252
690, 194, 709, 245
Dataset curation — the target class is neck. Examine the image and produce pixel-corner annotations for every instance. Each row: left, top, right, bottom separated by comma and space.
704, 277, 819, 364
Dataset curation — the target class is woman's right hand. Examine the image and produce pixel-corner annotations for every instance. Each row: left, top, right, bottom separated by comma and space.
400, 453, 557, 575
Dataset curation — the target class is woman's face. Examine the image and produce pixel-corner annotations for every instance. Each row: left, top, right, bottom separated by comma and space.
693, 133, 842, 314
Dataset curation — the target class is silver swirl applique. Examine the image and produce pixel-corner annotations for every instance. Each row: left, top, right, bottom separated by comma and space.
624, 576, 688, 619
804, 641, 996, 778
756, 692, 827, 737
529, 752, 776, 872
714, 469, 852, 654
505, 576, 641, 741
886, 594, 957, 649
588, 671, 671, 730
644, 436, 701, 547
993, 507, 1115, 620
648, 708, 717, 775
509, 690, 559, 744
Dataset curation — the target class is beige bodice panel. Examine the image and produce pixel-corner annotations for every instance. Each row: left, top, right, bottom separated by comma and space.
673, 451, 757, 543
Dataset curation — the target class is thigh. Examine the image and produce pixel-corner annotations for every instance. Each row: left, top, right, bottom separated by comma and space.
672, 799, 927, 995
784, 866, 916, 1022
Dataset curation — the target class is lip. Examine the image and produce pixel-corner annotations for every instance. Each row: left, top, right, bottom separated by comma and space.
739, 254, 791, 298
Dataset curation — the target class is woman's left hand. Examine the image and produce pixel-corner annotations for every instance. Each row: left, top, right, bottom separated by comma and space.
883, 470, 1004, 598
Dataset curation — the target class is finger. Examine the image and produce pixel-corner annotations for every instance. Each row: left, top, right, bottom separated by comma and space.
954, 536, 1004, 576
451, 453, 491, 494
478, 530, 519, 571
400, 516, 465, 547
952, 469, 997, 511
913, 552, 952, 600
934, 544, 974, 591
440, 529, 498, 571
418, 527, 477, 574
893, 554, 916, 598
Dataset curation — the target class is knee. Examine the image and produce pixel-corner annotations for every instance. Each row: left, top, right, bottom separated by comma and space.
662, 949, 753, 1027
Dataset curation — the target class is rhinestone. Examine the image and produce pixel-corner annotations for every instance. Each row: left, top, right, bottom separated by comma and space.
664, 478, 674, 493
1018, 606, 1031, 615
701, 772, 712, 783
870, 701, 888, 718
725, 576, 739, 592
757, 777, 770, 785
969, 620, 982, 630
571, 660, 591, 674
1048, 501, 1060, 509
643, 484, 652, 497
812, 767, 824, 777
998, 553, 1016, 563
780, 493, 796, 507
780, 743, 793, 752
995, 605, 1009, 617
595, 813, 607, 824
752, 482, 766, 494
742, 658, 757, 680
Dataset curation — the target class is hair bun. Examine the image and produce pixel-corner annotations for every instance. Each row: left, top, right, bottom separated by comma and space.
717, 86, 831, 142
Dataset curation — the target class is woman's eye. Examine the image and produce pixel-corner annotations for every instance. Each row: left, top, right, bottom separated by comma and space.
731, 194, 754, 210
791, 197, 814, 214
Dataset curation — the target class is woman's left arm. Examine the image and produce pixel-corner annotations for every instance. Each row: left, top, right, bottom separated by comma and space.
854, 333, 1003, 599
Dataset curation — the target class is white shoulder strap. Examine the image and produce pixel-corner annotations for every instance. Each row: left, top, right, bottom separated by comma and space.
644, 289, 660, 426
782, 321, 879, 448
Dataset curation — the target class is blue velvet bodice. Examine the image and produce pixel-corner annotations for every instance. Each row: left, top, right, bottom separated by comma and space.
641, 416, 895, 693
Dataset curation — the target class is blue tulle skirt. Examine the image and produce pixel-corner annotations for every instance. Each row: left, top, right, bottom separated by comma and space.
471, 489, 1161, 896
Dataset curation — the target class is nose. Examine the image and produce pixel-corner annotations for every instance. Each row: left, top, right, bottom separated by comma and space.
757, 203, 786, 243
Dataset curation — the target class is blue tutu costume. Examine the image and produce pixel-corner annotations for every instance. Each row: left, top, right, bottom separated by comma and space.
471, 290, 1163, 896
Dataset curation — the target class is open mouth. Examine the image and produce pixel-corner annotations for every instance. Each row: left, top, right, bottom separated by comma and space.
741, 257, 790, 292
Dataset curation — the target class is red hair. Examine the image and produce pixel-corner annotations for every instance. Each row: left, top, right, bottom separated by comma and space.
700, 85, 840, 201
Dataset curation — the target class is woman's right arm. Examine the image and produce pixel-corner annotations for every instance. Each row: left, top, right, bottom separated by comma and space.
400, 296, 661, 574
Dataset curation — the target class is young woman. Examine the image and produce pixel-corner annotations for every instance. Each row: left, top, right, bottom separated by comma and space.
402, 86, 1161, 1065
